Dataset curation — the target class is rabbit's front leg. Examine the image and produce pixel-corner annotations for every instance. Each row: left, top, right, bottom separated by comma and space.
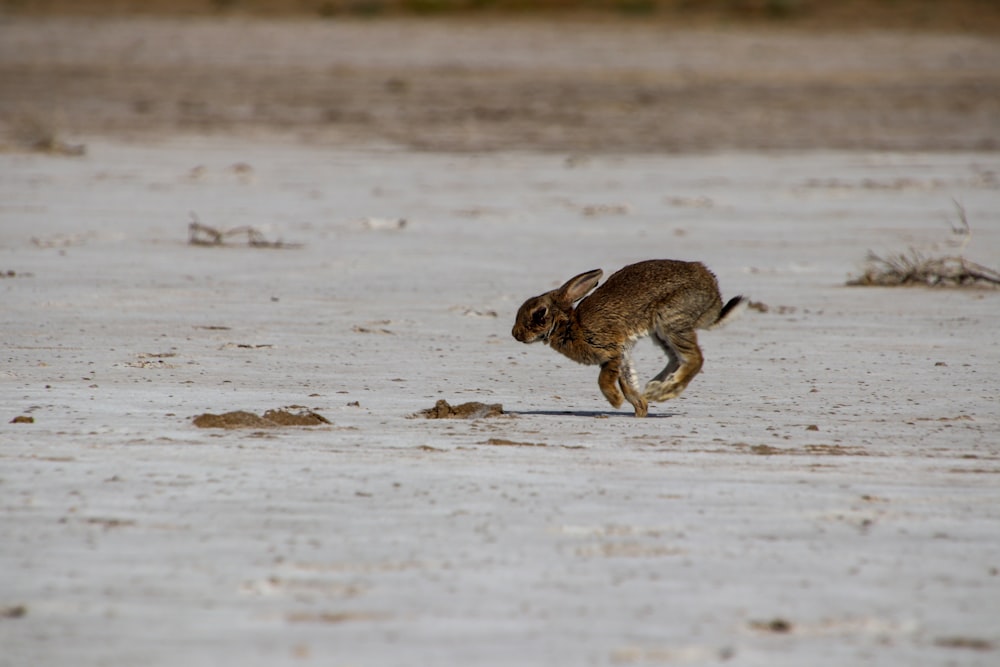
598, 360, 624, 409
617, 350, 648, 418
599, 355, 648, 417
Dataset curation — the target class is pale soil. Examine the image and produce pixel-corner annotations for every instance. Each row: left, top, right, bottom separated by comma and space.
1, 137, 999, 666
1, 16, 1000, 667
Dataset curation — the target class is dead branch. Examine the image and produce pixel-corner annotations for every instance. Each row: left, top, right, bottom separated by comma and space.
848, 202, 999, 288
187, 212, 301, 249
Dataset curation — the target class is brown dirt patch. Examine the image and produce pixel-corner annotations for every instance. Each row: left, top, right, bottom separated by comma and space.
285, 611, 388, 624
934, 636, 995, 651
193, 407, 330, 429
749, 444, 868, 456
418, 400, 504, 419
6, 1, 1000, 33
2, 18, 998, 153
483, 438, 544, 447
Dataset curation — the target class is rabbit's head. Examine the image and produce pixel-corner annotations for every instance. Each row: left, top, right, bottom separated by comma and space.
512, 269, 603, 344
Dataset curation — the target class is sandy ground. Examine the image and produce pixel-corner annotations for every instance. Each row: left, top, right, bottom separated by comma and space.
2, 15, 1000, 667
2, 136, 999, 666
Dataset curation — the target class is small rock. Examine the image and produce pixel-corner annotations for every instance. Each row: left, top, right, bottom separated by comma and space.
1, 605, 27, 619
417, 399, 503, 420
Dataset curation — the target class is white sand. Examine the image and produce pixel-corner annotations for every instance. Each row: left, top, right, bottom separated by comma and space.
2, 138, 999, 665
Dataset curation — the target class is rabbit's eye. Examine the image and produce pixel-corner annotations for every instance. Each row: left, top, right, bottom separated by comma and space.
531, 307, 548, 326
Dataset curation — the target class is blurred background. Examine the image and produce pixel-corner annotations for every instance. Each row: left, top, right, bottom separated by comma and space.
4, 0, 1000, 27
2, 0, 999, 152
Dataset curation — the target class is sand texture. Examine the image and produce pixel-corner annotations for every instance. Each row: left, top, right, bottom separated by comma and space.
2, 15, 1000, 667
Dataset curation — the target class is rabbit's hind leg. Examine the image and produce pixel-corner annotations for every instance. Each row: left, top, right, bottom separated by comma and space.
648, 333, 681, 385
644, 328, 703, 402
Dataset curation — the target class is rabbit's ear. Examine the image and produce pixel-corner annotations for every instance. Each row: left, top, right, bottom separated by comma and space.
557, 269, 603, 304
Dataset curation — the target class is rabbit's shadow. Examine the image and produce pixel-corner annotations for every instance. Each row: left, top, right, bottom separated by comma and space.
510, 409, 675, 419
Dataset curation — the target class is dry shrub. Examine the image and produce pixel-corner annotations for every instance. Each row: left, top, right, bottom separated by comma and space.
848, 202, 1000, 288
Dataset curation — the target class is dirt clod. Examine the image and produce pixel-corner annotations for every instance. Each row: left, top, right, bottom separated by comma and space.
750, 618, 793, 633
0, 605, 27, 619
418, 399, 504, 419
262, 408, 330, 426
193, 408, 330, 429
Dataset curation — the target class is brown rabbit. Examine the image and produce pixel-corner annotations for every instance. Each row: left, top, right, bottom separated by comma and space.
512, 259, 744, 417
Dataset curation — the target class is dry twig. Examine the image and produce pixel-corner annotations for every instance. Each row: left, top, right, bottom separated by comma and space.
848, 202, 999, 288
187, 212, 301, 249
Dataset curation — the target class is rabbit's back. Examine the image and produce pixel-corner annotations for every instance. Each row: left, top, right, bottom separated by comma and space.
575, 259, 722, 335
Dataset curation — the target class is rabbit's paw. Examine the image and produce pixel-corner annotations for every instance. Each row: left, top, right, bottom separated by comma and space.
644, 379, 683, 402
630, 397, 649, 418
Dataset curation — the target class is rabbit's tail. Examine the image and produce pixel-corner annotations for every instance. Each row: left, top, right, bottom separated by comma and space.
708, 295, 747, 330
